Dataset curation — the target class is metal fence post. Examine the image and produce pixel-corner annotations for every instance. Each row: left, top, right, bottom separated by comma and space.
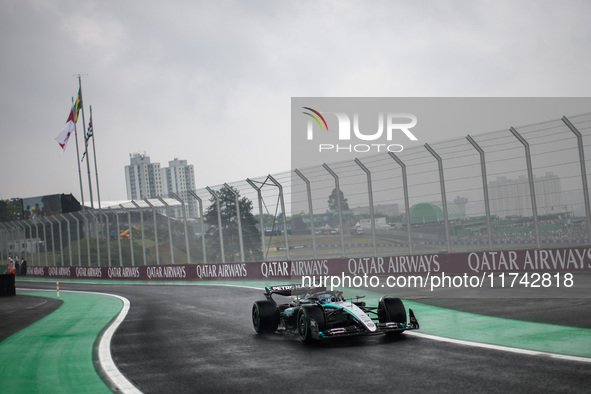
4, 223, 12, 260
509, 127, 541, 249
188, 191, 207, 264
130, 201, 147, 266
223, 184, 245, 263
157, 197, 175, 265
83, 211, 92, 266
68, 213, 82, 267
293, 169, 318, 259
108, 207, 123, 267
3, 224, 9, 261
44, 217, 57, 266
355, 158, 377, 257
0, 224, 4, 261
4, 223, 11, 259
1, 223, 12, 262
52, 216, 64, 266
466, 135, 494, 251
322, 164, 346, 258
246, 179, 267, 261
144, 199, 160, 266
16, 223, 23, 258
87, 210, 101, 267
206, 187, 225, 263
98, 209, 112, 267
62, 213, 73, 267
170, 193, 191, 265
120, 204, 135, 267
267, 175, 290, 261
0, 223, 6, 262
562, 116, 591, 243
1, 223, 8, 261
34, 220, 40, 266
40, 218, 48, 266
22, 221, 33, 264
6, 223, 15, 260
18, 223, 25, 259
11, 223, 19, 261
6, 223, 13, 258
424, 143, 451, 253
19, 223, 27, 261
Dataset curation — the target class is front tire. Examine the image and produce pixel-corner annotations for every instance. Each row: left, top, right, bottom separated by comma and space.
378, 296, 406, 335
252, 300, 279, 334
297, 306, 325, 343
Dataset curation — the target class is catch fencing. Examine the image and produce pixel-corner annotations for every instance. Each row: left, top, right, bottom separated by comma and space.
2, 113, 591, 268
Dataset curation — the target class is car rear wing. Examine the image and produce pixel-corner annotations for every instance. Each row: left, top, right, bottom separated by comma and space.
264, 284, 327, 298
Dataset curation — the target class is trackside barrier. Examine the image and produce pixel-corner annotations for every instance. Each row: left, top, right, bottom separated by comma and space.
0, 274, 16, 296
23, 246, 591, 281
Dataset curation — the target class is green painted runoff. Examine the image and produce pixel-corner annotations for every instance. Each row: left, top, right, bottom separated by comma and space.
0, 290, 122, 393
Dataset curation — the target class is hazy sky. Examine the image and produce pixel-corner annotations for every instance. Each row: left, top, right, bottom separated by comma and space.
1, 0, 590, 204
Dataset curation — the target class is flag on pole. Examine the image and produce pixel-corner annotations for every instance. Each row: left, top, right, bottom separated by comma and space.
87, 112, 93, 142
55, 107, 76, 154
55, 89, 82, 155
81, 111, 93, 161
73, 88, 82, 122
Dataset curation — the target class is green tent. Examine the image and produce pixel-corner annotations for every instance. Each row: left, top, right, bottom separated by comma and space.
405, 202, 464, 224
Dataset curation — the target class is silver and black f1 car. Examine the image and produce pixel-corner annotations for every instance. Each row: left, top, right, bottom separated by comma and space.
252, 284, 419, 343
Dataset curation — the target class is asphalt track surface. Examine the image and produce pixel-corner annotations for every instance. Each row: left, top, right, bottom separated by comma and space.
0, 294, 62, 342
5, 279, 591, 393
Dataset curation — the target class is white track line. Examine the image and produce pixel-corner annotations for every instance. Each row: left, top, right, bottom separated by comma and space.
406, 331, 591, 363
194, 282, 263, 290
93, 291, 143, 394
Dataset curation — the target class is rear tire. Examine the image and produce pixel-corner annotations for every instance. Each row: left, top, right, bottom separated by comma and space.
252, 300, 279, 334
297, 306, 325, 343
378, 296, 406, 335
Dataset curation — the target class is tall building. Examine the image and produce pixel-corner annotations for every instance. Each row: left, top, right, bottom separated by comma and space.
162, 158, 197, 218
124, 153, 197, 218
124, 153, 163, 200
488, 172, 564, 217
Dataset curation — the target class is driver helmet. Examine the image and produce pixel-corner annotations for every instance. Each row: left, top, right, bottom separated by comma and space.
318, 293, 332, 304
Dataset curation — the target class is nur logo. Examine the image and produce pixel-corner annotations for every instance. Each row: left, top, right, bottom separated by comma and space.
302, 107, 418, 153
302, 107, 329, 138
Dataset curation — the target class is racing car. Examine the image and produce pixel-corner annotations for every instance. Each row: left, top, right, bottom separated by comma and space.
252, 284, 419, 343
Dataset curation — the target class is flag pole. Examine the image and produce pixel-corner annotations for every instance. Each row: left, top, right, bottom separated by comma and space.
78, 75, 94, 209
89, 105, 102, 208
72, 96, 86, 210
